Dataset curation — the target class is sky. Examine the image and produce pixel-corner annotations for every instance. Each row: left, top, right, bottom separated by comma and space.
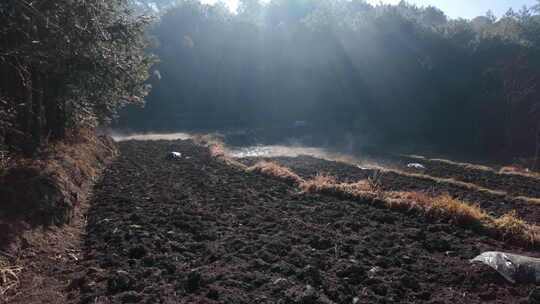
199, 0, 538, 20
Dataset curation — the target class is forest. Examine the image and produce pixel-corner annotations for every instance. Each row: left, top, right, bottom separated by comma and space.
120, 0, 540, 166
2, 0, 540, 166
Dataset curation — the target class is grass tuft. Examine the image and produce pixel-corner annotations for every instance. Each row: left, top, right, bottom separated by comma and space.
192, 134, 226, 158
299, 174, 376, 200
0, 262, 22, 296
492, 211, 540, 244
246, 162, 303, 184
387, 192, 489, 227
499, 166, 540, 179
204, 141, 540, 247
430, 158, 493, 171
385, 169, 508, 197
299, 175, 540, 247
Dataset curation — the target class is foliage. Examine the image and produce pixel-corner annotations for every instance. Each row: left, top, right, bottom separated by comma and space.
119, 0, 540, 166
0, 0, 155, 153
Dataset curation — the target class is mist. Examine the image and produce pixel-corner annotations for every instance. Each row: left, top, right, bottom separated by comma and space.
117, 0, 540, 167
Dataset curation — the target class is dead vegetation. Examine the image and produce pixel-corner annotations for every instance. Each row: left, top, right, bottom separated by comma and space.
405, 154, 540, 179
514, 196, 540, 204
0, 130, 118, 226
192, 134, 247, 170
237, 159, 540, 247
499, 166, 540, 178
300, 175, 540, 246
246, 161, 303, 184
192, 134, 226, 158
430, 158, 493, 171
197, 139, 540, 246
0, 260, 22, 296
385, 169, 508, 197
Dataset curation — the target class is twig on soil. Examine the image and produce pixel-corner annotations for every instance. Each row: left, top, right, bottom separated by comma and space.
0, 263, 22, 296
0, 251, 16, 260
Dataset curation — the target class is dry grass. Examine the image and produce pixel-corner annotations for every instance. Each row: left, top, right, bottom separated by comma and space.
246, 162, 304, 184
386, 192, 489, 227
0, 130, 118, 225
385, 169, 508, 197
0, 261, 22, 296
192, 134, 248, 170
296, 174, 540, 246
192, 134, 226, 158
298, 173, 377, 200
407, 155, 540, 179
430, 158, 493, 171
202, 141, 540, 246
514, 196, 540, 204
492, 211, 540, 244
499, 166, 540, 179
406, 154, 426, 160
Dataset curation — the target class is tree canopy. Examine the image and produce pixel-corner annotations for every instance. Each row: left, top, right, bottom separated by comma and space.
0, 0, 155, 153
117, 0, 540, 165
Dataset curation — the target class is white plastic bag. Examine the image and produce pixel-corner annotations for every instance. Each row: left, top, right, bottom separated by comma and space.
407, 163, 425, 169
167, 152, 182, 160
471, 251, 540, 284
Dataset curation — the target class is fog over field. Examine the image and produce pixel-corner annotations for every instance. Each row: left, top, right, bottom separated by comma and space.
117, 0, 540, 169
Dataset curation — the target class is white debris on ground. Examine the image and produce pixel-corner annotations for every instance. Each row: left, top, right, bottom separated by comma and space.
407, 163, 426, 169
167, 152, 182, 160
356, 165, 372, 170
471, 251, 540, 284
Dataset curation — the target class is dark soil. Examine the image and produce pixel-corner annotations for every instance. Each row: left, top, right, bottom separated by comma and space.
393, 155, 540, 199
59, 140, 539, 303
239, 155, 540, 226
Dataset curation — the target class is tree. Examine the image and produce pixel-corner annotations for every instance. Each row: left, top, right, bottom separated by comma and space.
0, 0, 155, 152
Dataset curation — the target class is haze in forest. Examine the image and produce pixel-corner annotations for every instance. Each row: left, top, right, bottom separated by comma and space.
115, 0, 540, 166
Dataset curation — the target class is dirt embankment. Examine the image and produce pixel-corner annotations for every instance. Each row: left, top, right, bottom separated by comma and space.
0, 131, 117, 301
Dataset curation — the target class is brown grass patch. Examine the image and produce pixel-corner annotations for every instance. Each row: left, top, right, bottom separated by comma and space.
297, 174, 539, 246
201, 140, 540, 246
514, 196, 540, 204
387, 192, 489, 227
405, 154, 426, 160
192, 134, 226, 158
499, 166, 540, 179
299, 174, 376, 200
0, 261, 22, 296
430, 158, 493, 171
192, 134, 248, 170
246, 162, 303, 184
385, 169, 508, 197
0, 130, 117, 226
492, 211, 540, 244
408, 155, 540, 179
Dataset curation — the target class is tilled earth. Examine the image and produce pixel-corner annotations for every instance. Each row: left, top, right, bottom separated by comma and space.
389, 155, 540, 199
239, 155, 540, 226
66, 140, 539, 303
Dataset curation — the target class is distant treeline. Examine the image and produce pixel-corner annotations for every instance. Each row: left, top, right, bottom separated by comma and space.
117, 0, 540, 165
